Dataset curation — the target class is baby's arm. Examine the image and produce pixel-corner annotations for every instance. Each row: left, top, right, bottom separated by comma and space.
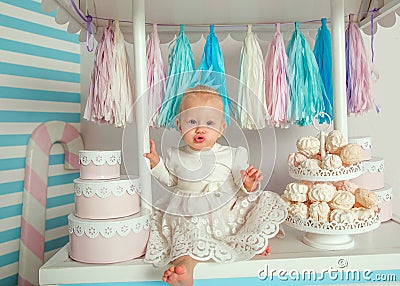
232, 147, 262, 193
144, 139, 177, 187
144, 139, 160, 169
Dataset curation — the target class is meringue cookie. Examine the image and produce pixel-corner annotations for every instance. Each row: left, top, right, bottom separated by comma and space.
308, 183, 336, 202
296, 136, 320, 157
288, 202, 308, 219
322, 154, 343, 169
288, 152, 307, 167
352, 207, 375, 220
340, 143, 363, 165
326, 130, 347, 153
354, 188, 378, 209
333, 181, 359, 193
282, 182, 309, 202
300, 158, 322, 170
329, 190, 355, 210
330, 209, 357, 223
309, 202, 330, 222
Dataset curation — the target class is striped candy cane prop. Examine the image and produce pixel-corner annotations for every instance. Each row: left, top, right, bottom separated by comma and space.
18, 121, 83, 286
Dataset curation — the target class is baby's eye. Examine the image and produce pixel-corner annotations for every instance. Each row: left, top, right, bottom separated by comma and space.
188, 119, 197, 125
206, 120, 214, 126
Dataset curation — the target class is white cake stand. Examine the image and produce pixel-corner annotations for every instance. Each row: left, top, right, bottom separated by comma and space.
285, 214, 381, 250
286, 113, 381, 250
286, 166, 379, 250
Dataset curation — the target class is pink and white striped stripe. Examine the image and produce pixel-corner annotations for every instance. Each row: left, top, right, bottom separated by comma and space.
18, 121, 83, 286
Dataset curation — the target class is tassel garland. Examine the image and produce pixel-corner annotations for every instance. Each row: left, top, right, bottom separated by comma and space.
314, 18, 333, 121
84, 21, 134, 127
265, 23, 290, 128
197, 25, 230, 125
286, 22, 326, 126
237, 25, 267, 129
84, 23, 114, 125
109, 21, 134, 127
345, 14, 376, 115
146, 24, 166, 128
157, 25, 195, 128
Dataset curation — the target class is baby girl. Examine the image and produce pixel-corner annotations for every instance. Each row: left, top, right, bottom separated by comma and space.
144, 85, 287, 286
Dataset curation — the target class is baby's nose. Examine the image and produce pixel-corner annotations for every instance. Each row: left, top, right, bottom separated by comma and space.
195, 126, 206, 133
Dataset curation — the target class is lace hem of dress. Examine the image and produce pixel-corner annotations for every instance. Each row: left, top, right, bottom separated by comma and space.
144, 191, 288, 266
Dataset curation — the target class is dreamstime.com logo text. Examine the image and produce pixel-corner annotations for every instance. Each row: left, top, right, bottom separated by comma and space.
257, 258, 398, 283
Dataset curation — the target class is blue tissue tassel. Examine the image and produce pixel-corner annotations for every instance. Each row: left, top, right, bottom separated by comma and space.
157, 25, 195, 128
286, 22, 326, 126
314, 18, 333, 121
196, 25, 230, 125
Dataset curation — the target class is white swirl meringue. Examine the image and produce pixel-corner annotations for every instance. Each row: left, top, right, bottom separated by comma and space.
288, 152, 307, 167
325, 130, 347, 153
296, 136, 320, 157
308, 183, 336, 202
322, 154, 343, 169
352, 207, 375, 220
354, 188, 378, 209
329, 190, 355, 210
300, 158, 322, 170
329, 209, 357, 223
309, 202, 330, 222
340, 143, 363, 165
288, 202, 308, 219
282, 182, 309, 202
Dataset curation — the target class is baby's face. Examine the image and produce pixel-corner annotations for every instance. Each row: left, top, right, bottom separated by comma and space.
177, 94, 226, 151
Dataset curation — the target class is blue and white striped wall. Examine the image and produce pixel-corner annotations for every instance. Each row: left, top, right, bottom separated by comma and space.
0, 0, 80, 284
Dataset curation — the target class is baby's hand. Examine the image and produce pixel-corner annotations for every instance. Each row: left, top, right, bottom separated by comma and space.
240, 165, 263, 192
144, 139, 160, 169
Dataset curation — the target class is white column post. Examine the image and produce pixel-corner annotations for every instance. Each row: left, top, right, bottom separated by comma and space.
132, 0, 151, 212
330, 0, 348, 138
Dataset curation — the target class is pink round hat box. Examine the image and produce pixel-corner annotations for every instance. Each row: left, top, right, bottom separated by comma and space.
74, 175, 141, 219
351, 157, 384, 191
375, 184, 392, 222
79, 150, 121, 179
68, 211, 150, 264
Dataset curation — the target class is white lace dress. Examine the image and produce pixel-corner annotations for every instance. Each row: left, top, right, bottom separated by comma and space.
144, 143, 288, 267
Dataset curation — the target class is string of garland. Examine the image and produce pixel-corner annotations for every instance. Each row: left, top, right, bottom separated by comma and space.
80, 10, 379, 129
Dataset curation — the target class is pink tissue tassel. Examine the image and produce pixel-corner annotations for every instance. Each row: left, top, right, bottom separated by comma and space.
265, 23, 290, 128
84, 24, 114, 123
146, 23, 166, 128
346, 14, 375, 115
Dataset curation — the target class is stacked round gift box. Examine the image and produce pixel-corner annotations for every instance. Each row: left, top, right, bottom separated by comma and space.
350, 137, 392, 222
68, 150, 150, 263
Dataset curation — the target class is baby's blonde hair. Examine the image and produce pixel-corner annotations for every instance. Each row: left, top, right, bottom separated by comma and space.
180, 85, 223, 112
184, 85, 220, 96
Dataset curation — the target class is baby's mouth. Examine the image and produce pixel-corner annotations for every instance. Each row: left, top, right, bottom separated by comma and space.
194, 135, 205, 143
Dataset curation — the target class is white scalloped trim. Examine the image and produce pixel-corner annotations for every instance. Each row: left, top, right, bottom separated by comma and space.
285, 213, 380, 234
68, 213, 150, 239
375, 185, 393, 203
348, 136, 372, 150
362, 158, 384, 173
288, 163, 363, 181
74, 178, 141, 198
79, 150, 121, 166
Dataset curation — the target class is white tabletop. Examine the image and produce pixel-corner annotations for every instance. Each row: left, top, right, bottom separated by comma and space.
39, 220, 400, 285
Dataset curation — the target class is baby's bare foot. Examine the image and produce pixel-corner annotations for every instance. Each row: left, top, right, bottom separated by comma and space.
162, 264, 193, 286
259, 245, 271, 256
